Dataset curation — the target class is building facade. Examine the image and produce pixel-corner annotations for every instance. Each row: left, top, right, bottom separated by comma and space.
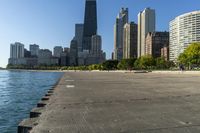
114, 8, 129, 60
161, 46, 169, 61
38, 49, 58, 66
91, 35, 102, 56
82, 0, 97, 51
30, 44, 39, 57
169, 11, 200, 61
10, 42, 24, 59
138, 8, 156, 58
145, 32, 169, 58
123, 22, 138, 59
70, 40, 78, 66
53, 46, 63, 58
75, 24, 84, 52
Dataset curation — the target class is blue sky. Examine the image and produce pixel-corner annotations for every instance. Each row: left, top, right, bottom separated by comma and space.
0, 0, 200, 67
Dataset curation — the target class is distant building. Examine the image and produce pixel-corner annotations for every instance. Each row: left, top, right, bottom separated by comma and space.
161, 46, 169, 61
82, 0, 97, 51
60, 52, 70, 66
145, 32, 169, 58
169, 10, 200, 61
38, 49, 59, 66
24, 48, 31, 58
138, 8, 156, 57
91, 35, 102, 56
9, 42, 25, 65
64, 47, 70, 53
38, 49, 52, 58
70, 40, 78, 66
114, 8, 129, 60
123, 22, 138, 59
111, 52, 114, 60
30, 44, 39, 57
10, 42, 24, 59
75, 24, 84, 52
78, 50, 90, 66
53, 46, 63, 58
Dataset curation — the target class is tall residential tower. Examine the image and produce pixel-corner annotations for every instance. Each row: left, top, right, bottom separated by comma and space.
169, 11, 200, 61
138, 8, 156, 57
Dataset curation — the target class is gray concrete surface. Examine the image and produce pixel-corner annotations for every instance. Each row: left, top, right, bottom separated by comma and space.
31, 72, 200, 133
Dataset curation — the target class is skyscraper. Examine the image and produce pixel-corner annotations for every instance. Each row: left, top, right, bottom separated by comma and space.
82, 0, 97, 51
169, 11, 200, 61
123, 22, 138, 59
114, 8, 129, 60
138, 8, 156, 58
75, 24, 84, 52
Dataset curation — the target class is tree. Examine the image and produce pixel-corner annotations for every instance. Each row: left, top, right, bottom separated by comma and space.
156, 57, 167, 69
134, 55, 155, 69
178, 42, 200, 68
102, 60, 119, 70
117, 58, 136, 70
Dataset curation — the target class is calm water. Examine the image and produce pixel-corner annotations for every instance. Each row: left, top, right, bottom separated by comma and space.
0, 70, 63, 133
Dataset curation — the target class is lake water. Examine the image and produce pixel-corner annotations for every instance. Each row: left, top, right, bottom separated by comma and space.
0, 70, 63, 133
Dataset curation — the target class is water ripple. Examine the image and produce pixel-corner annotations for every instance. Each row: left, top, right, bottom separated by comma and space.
0, 70, 63, 133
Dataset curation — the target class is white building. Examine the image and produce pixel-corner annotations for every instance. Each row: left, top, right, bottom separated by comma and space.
169, 10, 200, 61
138, 8, 156, 57
10, 42, 24, 59
114, 8, 129, 60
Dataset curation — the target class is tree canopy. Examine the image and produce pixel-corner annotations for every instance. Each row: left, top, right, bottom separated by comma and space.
178, 42, 200, 66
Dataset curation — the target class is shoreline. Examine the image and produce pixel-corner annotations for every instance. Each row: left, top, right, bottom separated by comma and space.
4, 69, 200, 74
17, 73, 64, 133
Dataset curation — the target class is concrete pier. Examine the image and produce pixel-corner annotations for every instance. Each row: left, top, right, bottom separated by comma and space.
19, 72, 200, 133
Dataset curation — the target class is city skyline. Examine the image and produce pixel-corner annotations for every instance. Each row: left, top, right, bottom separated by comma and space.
0, 0, 200, 67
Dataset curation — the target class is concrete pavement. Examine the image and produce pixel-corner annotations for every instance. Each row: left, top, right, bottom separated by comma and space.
29, 72, 200, 133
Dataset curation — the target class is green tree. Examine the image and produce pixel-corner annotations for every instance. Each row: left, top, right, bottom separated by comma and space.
156, 57, 167, 69
102, 60, 119, 70
178, 42, 200, 68
134, 55, 155, 69
117, 58, 136, 70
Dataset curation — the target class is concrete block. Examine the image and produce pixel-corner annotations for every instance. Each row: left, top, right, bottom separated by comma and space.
18, 118, 38, 133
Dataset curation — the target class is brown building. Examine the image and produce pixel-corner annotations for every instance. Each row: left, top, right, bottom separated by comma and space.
145, 32, 169, 58
123, 22, 138, 59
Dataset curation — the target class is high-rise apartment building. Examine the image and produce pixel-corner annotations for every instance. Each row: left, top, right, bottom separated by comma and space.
82, 0, 97, 51
138, 8, 156, 58
123, 22, 138, 59
30, 44, 39, 57
169, 11, 200, 61
145, 32, 169, 58
53, 46, 63, 58
10, 42, 24, 59
114, 8, 129, 60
